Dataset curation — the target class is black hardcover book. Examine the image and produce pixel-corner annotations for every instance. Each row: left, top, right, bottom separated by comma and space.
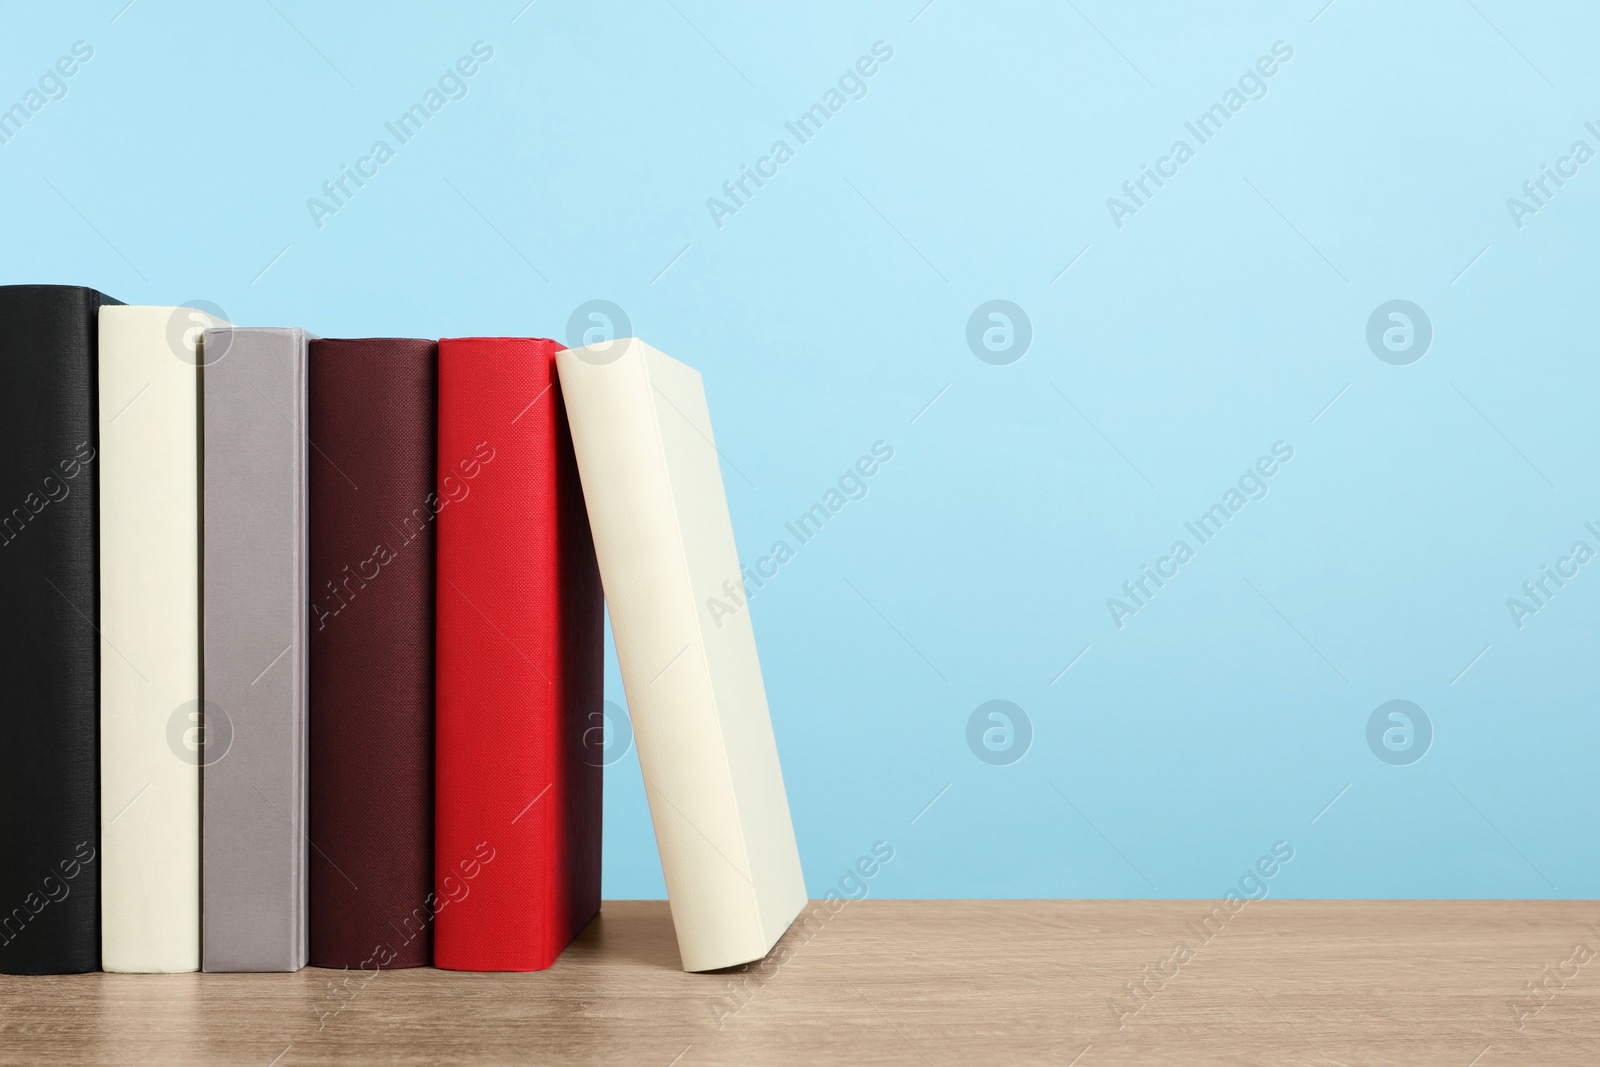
0, 284, 121, 974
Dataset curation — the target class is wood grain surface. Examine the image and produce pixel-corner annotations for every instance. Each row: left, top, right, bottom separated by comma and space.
3, 900, 1597, 1064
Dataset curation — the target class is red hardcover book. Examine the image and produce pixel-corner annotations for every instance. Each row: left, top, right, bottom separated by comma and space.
434, 337, 603, 971
307, 338, 438, 970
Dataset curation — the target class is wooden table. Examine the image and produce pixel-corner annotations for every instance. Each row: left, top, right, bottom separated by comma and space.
3, 900, 1596, 1064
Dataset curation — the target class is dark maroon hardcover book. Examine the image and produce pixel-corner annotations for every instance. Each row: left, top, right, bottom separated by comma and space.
307, 337, 438, 970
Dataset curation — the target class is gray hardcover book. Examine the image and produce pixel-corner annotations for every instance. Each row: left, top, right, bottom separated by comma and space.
200, 327, 310, 972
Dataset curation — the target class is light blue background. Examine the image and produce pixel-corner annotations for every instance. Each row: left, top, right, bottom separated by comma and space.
5, 1, 1597, 899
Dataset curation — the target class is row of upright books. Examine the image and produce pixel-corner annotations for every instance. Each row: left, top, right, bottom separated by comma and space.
0, 285, 806, 976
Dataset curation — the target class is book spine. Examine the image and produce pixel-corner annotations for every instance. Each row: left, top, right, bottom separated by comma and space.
307, 338, 437, 969
98, 306, 207, 973
0, 285, 113, 975
434, 337, 603, 971
201, 327, 310, 972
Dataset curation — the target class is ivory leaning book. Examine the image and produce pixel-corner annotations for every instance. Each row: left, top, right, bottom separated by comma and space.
555, 338, 806, 973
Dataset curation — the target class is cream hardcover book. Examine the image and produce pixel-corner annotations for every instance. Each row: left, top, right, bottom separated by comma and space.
556, 338, 806, 972
98, 305, 222, 972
